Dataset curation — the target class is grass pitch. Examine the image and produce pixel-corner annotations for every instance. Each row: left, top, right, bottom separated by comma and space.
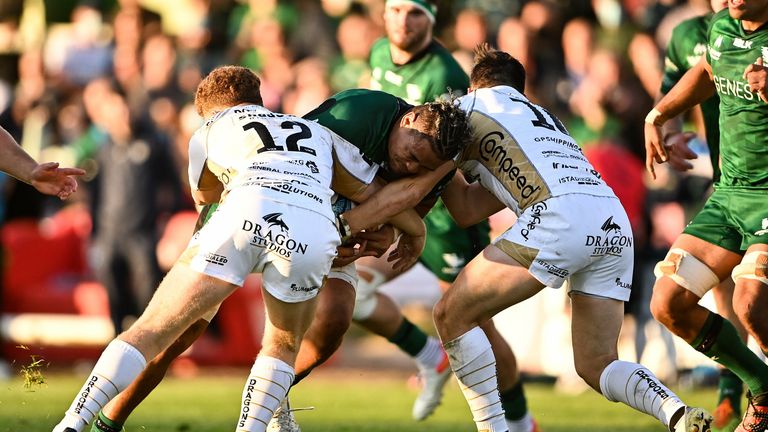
0, 368, 717, 432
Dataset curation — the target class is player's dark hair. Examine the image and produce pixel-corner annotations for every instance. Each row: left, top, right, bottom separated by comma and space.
411, 98, 472, 161
470, 43, 526, 93
194, 66, 263, 117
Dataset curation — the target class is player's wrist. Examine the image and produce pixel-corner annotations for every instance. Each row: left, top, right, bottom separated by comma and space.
644, 108, 665, 127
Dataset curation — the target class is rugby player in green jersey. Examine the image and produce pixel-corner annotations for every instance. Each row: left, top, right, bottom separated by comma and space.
360, 1, 538, 429
658, 1, 748, 430
86, 87, 471, 432
645, 1, 768, 431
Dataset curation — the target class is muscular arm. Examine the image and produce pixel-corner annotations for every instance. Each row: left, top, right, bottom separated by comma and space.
441, 171, 505, 228
0, 126, 85, 198
338, 176, 425, 238
645, 57, 716, 177
340, 160, 454, 228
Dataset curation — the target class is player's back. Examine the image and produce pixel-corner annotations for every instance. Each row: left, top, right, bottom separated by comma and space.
458, 86, 615, 215
191, 104, 337, 219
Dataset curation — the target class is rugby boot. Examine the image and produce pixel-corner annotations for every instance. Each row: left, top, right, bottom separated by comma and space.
674, 407, 713, 432
267, 397, 313, 432
713, 398, 741, 432
412, 351, 452, 421
735, 392, 768, 432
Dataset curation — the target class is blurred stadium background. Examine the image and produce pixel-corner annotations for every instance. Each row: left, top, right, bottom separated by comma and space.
0, 0, 762, 427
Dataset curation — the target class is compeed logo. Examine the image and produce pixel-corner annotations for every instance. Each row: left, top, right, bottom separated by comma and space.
263, 213, 289, 232
601, 216, 622, 234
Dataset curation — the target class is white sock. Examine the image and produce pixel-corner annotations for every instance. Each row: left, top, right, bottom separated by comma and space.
236, 356, 295, 432
507, 412, 534, 432
599, 360, 686, 429
53, 339, 146, 432
415, 336, 446, 370
444, 327, 507, 432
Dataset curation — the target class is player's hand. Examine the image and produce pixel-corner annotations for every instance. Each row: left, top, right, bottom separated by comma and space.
744, 57, 768, 103
663, 131, 698, 172
333, 242, 365, 267
644, 121, 668, 180
387, 233, 425, 273
355, 225, 396, 258
29, 162, 86, 200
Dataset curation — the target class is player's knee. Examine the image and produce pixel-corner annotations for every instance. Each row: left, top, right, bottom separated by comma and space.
731, 251, 768, 286
432, 297, 450, 330
653, 248, 719, 298
649, 282, 696, 330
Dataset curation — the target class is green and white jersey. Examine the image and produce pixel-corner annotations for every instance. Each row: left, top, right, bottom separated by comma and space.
369, 38, 469, 105
661, 13, 721, 181
706, 9, 768, 188
303, 88, 411, 170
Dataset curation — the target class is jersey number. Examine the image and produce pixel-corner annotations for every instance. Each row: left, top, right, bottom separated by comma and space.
509, 97, 568, 134
243, 121, 317, 155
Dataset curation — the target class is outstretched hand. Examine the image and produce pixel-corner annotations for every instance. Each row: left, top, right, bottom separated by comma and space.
29, 162, 86, 200
663, 131, 699, 172
744, 57, 768, 103
387, 233, 425, 273
644, 121, 668, 180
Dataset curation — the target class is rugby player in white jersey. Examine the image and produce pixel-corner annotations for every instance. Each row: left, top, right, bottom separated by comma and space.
51, 66, 428, 432
429, 45, 714, 432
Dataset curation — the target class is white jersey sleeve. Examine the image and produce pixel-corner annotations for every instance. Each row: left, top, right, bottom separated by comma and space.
187, 127, 209, 190
457, 86, 615, 215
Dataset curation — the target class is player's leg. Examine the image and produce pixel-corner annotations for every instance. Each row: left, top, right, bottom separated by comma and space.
92, 315, 214, 432
54, 265, 238, 432
570, 292, 712, 432
711, 278, 747, 432
650, 234, 768, 414
434, 245, 545, 432
731, 244, 768, 432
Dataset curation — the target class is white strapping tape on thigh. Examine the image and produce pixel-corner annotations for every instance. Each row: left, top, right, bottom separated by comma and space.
653, 248, 719, 298
731, 251, 768, 285
352, 265, 387, 321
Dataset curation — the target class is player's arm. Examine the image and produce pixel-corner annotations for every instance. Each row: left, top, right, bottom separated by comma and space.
645, 56, 715, 178
340, 160, 455, 227
441, 171, 504, 227
187, 130, 224, 205
0, 126, 85, 199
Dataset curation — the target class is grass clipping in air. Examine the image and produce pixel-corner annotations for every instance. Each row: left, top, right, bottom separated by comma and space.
18, 345, 47, 390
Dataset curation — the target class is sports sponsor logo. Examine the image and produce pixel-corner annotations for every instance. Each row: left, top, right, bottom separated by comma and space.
520, 201, 547, 241
713, 75, 759, 102
479, 131, 541, 200
306, 161, 319, 174
290, 283, 319, 293
74, 375, 99, 414
755, 218, 768, 236
535, 258, 569, 278
242, 177, 324, 204
541, 150, 587, 161
586, 217, 633, 257
552, 163, 603, 179
734, 38, 752, 49
614, 277, 631, 290
204, 253, 228, 266
558, 175, 602, 186
634, 369, 670, 400
242, 217, 308, 258
441, 253, 466, 276
709, 46, 721, 61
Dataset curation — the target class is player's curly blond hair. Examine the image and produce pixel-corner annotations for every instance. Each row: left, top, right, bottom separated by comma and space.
470, 43, 526, 93
194, 66, 264, 118
410, 97, 471, 161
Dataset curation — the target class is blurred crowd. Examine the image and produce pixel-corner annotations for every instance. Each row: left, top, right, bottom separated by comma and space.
0, 0, 719, 358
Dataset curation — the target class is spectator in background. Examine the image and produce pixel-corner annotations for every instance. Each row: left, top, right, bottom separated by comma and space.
452, 9, 488, 73
329, 11, 380, 92
87, 83, 183, 335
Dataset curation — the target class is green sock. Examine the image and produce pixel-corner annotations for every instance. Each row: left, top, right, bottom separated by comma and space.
500, 380, 528, 421
691, 312, 768, 397
718, 369, 744, 415
387, 318, 428, 357
92, 411, 123, 432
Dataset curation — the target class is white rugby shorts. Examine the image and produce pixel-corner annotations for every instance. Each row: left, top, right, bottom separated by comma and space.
180, 189, 339, 303
493, 194, 633, 301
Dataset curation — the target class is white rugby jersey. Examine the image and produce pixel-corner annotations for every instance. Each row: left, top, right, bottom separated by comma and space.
457, 86, 615, 215
188, 104, 377, 222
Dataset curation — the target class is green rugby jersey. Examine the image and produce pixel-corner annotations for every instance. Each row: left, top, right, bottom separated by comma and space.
369, 38, 469, 105
706, 9, 768, 188
661, 13, 721, 181
303, 88, 410, 169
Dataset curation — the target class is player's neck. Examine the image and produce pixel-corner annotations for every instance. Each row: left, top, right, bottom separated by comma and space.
741, 14, 768, 32
389, 38, 432, 65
